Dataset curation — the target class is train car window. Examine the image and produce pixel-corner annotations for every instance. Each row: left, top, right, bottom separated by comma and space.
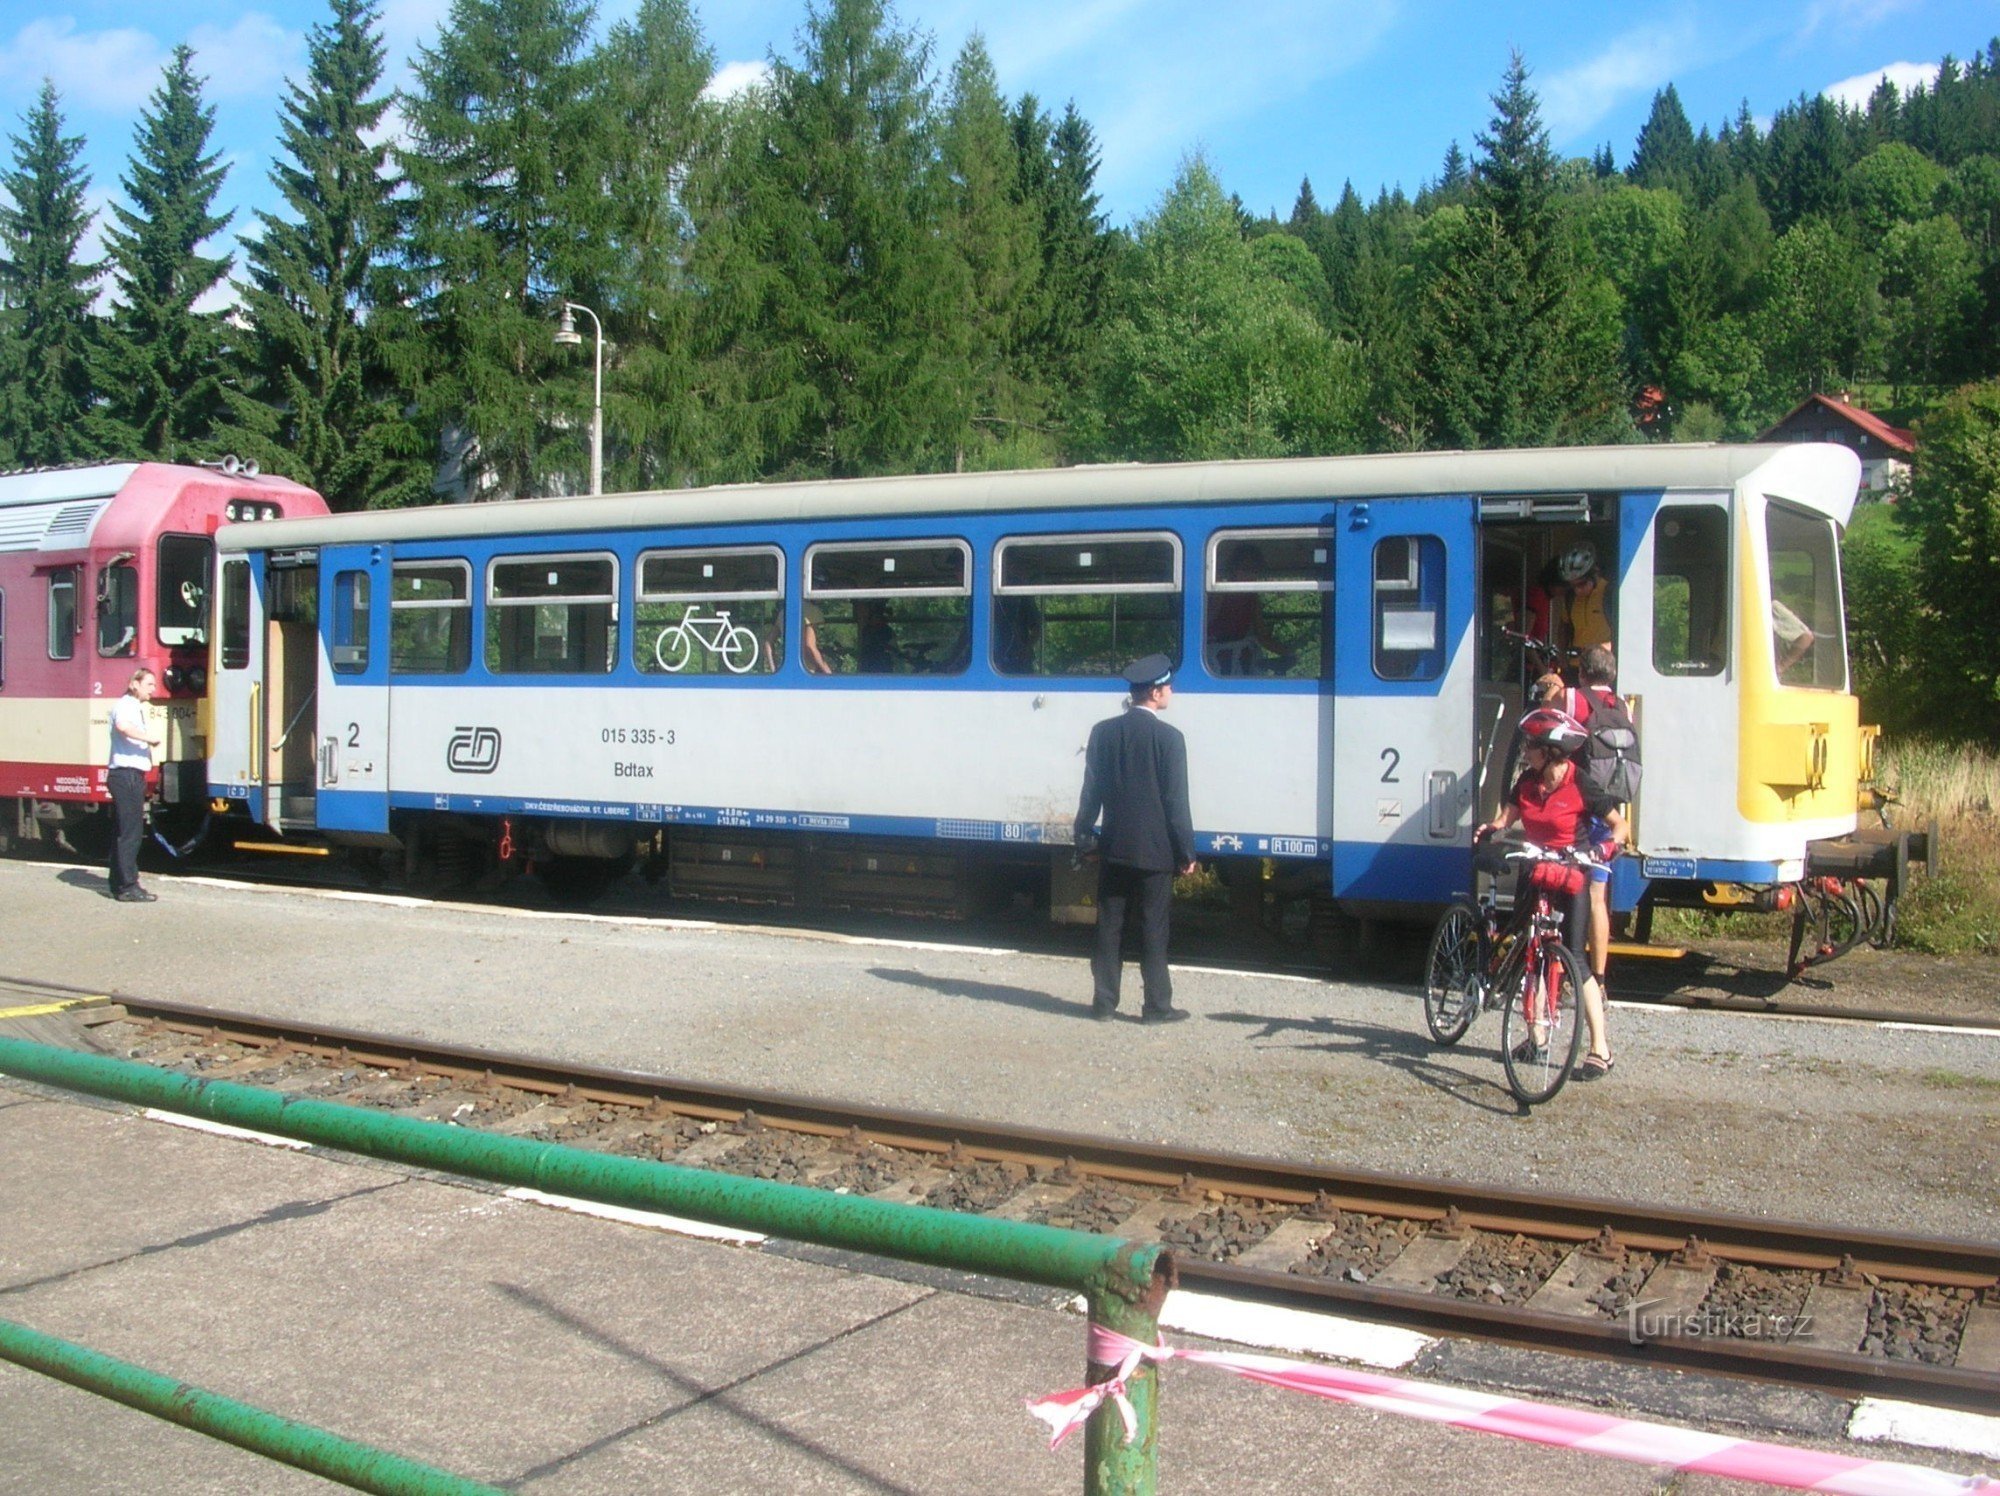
157, 535, 212, 647
1372, 536, 1445, 681
1651, 507, 1727, 676
1204, 529, 1331, 679
391, 561, 471, 675
486, 553, 616, 675
804, 540, 970, 676
991, 533, 1180, 677
96, 559, 138, 657
48, 566, 78, 660
220, 561, 251, 670
637, 546, 783, 676
331, 570, 370, 674
1765, 501, 1847, 690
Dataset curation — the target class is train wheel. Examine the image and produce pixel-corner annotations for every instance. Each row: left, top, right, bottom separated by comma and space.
1423, 901, 1483, 1046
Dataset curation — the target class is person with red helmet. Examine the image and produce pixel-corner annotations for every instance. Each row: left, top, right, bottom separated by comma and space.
1476, 706, 1617, 1078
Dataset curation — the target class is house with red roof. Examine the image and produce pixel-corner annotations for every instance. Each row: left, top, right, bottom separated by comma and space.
1759, 392, 1915, 495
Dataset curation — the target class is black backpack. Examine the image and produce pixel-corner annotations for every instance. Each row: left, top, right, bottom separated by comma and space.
1574, 686, 1641, 808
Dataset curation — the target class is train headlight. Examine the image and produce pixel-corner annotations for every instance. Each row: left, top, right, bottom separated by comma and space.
165, 664, 207, 694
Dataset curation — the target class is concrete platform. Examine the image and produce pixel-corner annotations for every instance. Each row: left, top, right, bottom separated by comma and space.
4, 1080, 1988, 1495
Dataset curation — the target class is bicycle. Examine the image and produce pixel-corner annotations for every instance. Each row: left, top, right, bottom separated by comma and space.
1423, 839, 1590, 1104
653, 605, 760, 674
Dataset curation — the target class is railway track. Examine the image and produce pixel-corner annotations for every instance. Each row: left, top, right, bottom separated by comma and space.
5, 980, 1996, 1415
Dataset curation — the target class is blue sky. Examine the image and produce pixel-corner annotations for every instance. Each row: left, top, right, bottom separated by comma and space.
0, 0, 1993, 291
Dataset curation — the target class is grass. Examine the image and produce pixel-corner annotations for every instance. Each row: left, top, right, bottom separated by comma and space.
1653, 737, 1999, 958
1876, 739, 2000, 956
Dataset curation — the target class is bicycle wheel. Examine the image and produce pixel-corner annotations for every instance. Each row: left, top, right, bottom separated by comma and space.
654, 625, 693, 673
1500, 939, 1586, 1105
721, 623, 759, 674
1423, 900, 1485, 1045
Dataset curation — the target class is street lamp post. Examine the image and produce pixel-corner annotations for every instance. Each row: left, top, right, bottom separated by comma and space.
553, 301, 603, 496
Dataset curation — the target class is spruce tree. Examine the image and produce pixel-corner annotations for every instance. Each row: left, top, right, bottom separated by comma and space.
1629, 85, 1697, 193
1412, 51, 1628, 448
400, 0, 612, 499
223, 0, 425, 510
711, 0, 955, 477
591, 0, 717, 489
0, 82, 103, 467
937, 35, 1043, 469
1004, 97, 1119, 456
101, 45, 233, 462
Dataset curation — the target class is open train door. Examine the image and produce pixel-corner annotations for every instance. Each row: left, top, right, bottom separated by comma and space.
1330, 497, 1476, 909
314, 543, 391, 835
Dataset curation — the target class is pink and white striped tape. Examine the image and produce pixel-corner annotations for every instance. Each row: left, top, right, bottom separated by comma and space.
1026, 1325, 1994, 1494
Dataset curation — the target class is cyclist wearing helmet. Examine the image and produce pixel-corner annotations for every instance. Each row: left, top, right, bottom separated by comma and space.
1555, 541, 1613, 653
1476, 707, 1615, 1076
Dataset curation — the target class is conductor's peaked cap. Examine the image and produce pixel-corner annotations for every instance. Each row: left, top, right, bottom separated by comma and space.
1122, 654, 1175, 689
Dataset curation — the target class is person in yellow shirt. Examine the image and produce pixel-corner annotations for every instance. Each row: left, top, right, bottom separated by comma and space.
1555, 542, 1613, 654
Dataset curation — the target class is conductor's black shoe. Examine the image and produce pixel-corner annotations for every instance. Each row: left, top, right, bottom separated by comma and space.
116, 887, 158, 903
1090, 1004, 1117, 1021
1141, 1006, 1190, 1024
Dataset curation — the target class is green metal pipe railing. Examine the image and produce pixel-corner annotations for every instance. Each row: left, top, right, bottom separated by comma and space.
0, 1316, 504, 1496
0, 1036, 1172, 1494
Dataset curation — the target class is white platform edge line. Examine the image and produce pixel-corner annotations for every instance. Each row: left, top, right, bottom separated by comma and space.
504, 1186, 768, 1245
1878, 1022, 2000, 1039
1059, 1288, 1434, 1371
1847, 1397, 2000, 1461
142, 1108, 313, 1150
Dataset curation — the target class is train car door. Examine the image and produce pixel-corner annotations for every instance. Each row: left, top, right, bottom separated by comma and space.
1330, 498, 1476, 907
315, 544, 391, 834
207, 552, 262, 810
257, 550, 321, 830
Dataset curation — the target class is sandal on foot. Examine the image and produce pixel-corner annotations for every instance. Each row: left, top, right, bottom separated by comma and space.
1577, 1054, 1615, 1080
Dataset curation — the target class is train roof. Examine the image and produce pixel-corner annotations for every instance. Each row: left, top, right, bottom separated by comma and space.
218, 442, 1862, 553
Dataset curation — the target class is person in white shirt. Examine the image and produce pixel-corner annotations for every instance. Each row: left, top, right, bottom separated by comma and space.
106, 667, 162, 902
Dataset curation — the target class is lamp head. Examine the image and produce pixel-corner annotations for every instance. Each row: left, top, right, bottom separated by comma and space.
553, 304, 581, 347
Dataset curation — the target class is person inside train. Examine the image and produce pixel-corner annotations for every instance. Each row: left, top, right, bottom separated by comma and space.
1554, 541, 1614, 658
1205, 545, 1288, 676
994, 595, 1043, 674
801, 603, 833, 674
1475, 708, 1614, 1078
1772, 597, 1816, 679
854, 598, 898, 673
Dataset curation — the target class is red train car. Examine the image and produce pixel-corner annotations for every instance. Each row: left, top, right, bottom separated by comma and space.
0, 460, 328, 856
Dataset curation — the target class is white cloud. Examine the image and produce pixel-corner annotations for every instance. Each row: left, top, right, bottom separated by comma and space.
0, 18, 167, 113
184, 14, 307, 103
703, 59, 771, 102
1821, 59, 1940, 110
994, 0, 1400, 224
1537, 22, 1702, 143
0, 13, 305, 115
1801, 0, 1920, 39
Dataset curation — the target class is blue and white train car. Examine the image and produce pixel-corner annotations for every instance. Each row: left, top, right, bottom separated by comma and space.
206, 443, 1871, 922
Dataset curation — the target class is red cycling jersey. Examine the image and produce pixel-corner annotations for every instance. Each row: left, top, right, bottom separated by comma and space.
1510, 764, 1587, 849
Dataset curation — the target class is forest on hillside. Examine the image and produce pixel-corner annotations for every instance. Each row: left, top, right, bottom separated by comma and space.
2, 0, 1998, 732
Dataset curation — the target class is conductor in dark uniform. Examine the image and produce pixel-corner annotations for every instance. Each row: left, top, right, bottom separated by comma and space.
1074, 654, 1197, 1022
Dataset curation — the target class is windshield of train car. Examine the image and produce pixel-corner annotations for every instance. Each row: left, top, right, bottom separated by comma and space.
1765, 500, 1847, 690
157, 534, 211, 647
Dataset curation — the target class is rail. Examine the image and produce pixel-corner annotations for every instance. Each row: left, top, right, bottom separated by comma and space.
0, 1035, 1174, 1495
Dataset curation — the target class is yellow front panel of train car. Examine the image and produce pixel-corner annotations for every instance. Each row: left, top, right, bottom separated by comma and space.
1735, 541, 1860, 826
